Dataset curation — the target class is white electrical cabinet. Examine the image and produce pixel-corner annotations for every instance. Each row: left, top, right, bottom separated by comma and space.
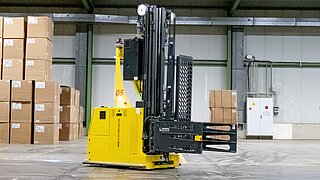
247, 98, 273, 136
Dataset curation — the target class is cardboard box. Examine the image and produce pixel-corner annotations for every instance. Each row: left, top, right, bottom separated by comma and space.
2, 59, 24, 80
211, 107, 237, 124
75, 106, 80, 122
0, 80, 11, 101
11, 102, 32, 123
10, 122, 32, 144
34, 123, 59, 144
209, 90, 222, 108
34, 103, 59, 124
79, 106, 84, 122
3, 39, 25, 59
0, 102, 10, 123
0, 17, 3, 37
222, 90, 237, 108
60, 86, 75, 105
0, 37, 2, 58
34, 81, 60, 103
11, 80, 33, 102
210, 108, 224, 123
59, 123, 78, 141
60, 105, 78, 123
72, 123, 78, 140
26, 38, 52, 60
25, 59, 52, 81
223, 108, 237, 124
210, 90, 237, 108
75, 90, 80, 106
73, 123, 79, 140
78, 122, 83, 139
0, 123, 9, 143
27, 16, 53, 41
3, 17, 25, 38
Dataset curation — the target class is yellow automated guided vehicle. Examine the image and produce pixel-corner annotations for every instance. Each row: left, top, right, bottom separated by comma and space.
86, 41, 179, 169
85, 4, 236, 170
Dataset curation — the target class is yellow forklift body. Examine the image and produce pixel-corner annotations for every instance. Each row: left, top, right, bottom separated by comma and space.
86, 107, 179, 169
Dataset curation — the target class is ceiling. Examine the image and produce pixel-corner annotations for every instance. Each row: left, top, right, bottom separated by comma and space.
92, 0, 320, 10
2, 0, 320, 11
0, 0, 83, 7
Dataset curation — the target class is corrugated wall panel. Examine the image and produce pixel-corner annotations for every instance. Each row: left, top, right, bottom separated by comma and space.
53, 36, 76, 58
301, 69, 320, 123
192, 66, 227, 122
52, 65, 75, 87
246, 29, 320, 123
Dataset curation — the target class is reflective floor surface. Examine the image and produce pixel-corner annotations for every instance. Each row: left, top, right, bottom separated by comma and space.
1, 138, 320, 179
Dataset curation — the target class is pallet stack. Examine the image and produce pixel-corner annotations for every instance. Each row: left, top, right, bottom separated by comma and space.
0, 80, 10, 143
0, 17, 2, 77
0, 16, 60, 145
59, 86, 83, 141
10, 80, 33, 144
2, 17, 25, 80
78, 107, 84, 138
209, 90, 237, 140
0, 16, 83, 144
25, 16, 53, 80
34, 81, 60, 144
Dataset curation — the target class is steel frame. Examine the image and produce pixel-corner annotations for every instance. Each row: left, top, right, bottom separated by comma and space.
2, 13, 320, 27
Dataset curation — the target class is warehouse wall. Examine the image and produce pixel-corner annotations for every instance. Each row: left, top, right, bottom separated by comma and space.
245, 25, 320, 125
52, 24, 76, 87
49, 23, 229, 123
234, 10, 320, 139
92, 24, 228, 122
49, 9, 320, 128
54, 23, 320, 125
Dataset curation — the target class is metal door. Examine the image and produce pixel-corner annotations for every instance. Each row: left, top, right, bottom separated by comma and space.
259, 98, 273, 136
247, 98, 261, 135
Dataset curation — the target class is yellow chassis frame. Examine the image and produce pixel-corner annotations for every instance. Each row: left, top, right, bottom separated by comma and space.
85, 107, 180, 169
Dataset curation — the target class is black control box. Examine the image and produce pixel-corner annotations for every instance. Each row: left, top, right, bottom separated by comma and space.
123, 38, 144, 80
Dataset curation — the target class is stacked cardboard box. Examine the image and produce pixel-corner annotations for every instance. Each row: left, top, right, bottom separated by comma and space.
0, 16, 62, 145
0, 16, 53, 81
2, 17, 25, 80
59, 86, 81, 141
78, 107, 84, 138
0, 80, 10, 143
0, 17, 3, 78
25, 16, 53, 81
75, 90, 83, 138
209, 90, 237, 124
209, 90, 237, 140
10, 80, 33, 144
34, 81, 60, 144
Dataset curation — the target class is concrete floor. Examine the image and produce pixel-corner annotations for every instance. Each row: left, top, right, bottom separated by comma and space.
0, 139, 320, 179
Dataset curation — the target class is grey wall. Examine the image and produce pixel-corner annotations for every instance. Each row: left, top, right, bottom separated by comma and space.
52, 64, 75, 87
50, 11, 320, 125
245, 27, 320, 124
50, 23, 229, 123
51, 24, 76, 87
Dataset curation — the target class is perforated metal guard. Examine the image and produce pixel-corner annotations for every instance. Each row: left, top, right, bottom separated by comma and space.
175, 55, 193, 122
